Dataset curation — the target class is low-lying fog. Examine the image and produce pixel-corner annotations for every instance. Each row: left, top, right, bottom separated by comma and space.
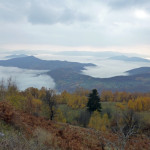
35, 54, 150, 78
0, 66, 55, 91
0, 52, 150, 91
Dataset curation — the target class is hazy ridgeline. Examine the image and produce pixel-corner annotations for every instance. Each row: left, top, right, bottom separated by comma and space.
35, 53, 150, 78
0, 53, 150, 91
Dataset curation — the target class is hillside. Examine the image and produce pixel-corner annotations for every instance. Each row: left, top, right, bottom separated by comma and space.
0, 102, 102, 150
0, 56, 150, 92
48, 68, 150, 92
126, 67, 150, 75
0, 102, 149, 150
0, 56, 95, 71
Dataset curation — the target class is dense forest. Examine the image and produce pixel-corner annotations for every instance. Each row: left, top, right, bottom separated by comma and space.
0, 78, 150, 150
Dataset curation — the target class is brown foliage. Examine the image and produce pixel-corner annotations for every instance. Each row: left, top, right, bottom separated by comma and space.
0, 101, 149, 150
0, 102, 101, 150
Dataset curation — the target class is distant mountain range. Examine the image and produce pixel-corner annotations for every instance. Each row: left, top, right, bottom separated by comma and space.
0, 56, 95, 71
109, 55, 150, 62
53, 51, 123, 57
0, 56, 150, 93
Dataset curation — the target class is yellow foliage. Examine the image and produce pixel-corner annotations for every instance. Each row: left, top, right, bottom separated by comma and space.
116, 103, 125, 110
88, 111, 102, 130
54, 109, 66, 123
101, 90, 113, 102
102, 113, 110, 126
127, 97, 150, 112
88, 111, 110, 132
58, 91, 88, 109
6, 94, 27, 110
128, 100, 134, 110
32, 99, 42, 106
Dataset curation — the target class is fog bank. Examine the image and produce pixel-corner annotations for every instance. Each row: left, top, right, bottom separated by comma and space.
35, 54, 150, 78
0, 66, 55, 90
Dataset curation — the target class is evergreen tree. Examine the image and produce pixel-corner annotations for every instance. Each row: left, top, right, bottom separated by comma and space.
87, 89, 101, 113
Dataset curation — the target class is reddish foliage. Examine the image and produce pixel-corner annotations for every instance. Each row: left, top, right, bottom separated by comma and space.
0, 102, 101, 150
0, 101, 149, 150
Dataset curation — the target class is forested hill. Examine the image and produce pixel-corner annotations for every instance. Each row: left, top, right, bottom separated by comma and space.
48, 68, 150, 93
126, 67, 150, 75
0, 56, 95, 71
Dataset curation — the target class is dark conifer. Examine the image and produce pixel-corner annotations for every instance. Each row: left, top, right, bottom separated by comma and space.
87, 89, 101, 113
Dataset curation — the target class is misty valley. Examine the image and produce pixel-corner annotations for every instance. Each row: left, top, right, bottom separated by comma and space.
0, 52, 150, 92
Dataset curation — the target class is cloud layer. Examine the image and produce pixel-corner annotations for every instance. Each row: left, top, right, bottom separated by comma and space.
0, 0, 150, 53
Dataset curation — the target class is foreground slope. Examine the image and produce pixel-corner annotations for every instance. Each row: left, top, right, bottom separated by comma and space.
0, 101, 149, 150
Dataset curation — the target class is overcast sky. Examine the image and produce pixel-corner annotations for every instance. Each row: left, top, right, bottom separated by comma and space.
0, 0, 150, 56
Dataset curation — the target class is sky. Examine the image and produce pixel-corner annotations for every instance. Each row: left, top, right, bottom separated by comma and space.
0, 0, 150, 56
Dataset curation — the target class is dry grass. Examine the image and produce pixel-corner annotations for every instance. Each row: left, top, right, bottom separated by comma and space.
0, 130, 50, 150
33, 128, 60, 149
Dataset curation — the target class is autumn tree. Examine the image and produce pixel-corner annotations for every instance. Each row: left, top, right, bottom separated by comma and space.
128, 97, 150, 111
88, 111, 102, 130
77, 110, 91, 127
24, 87, 39, 99
0, 79, 5, 101
87, 89, 101, 113
57, 90, 88, 109
105, 110, 141, 150
54, 109, 66, 123
101, 90, 113, 102
43, 89, 57, 120
7, 77, 18, 96
88, 111, 110, 131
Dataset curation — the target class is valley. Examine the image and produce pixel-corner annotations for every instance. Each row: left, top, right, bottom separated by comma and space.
0, 55, 150, 92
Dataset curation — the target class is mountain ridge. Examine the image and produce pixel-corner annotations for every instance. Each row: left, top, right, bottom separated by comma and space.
109, 55, 150, 62
0, 56, 150, 92
0, 56, 95, 71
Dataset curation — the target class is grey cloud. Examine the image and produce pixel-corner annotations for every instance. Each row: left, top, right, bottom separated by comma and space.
107, 0, 150, 10
27, 1, 90, 24
0, 0, 91, 24
0, 0, 30, 22
0, 0, 150, 49
0, 0, 150, 24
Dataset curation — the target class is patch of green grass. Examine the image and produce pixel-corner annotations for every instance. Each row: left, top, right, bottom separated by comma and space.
101, 102, 121, 116
58, 102, 120, 123
101, 102, 118, 110
58, 104, 85, 124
